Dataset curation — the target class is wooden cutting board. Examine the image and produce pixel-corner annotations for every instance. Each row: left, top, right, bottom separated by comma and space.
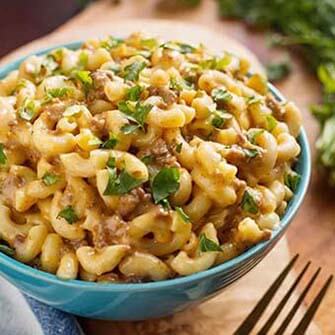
1, 0, 333, 333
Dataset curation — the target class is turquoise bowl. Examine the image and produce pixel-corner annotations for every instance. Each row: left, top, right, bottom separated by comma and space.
0, 43, 311, 320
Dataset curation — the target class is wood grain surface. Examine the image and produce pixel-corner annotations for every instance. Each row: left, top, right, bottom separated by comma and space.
1, 0, 333, 333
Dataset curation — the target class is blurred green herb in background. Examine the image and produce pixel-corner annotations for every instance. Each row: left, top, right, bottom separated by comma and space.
215, 0, 335, 184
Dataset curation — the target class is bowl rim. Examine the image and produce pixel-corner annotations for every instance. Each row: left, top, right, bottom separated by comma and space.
0, 42, 311, 291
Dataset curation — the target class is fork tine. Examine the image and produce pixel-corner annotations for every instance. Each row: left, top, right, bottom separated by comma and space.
292, 275, 333, 335
274, 267, 321, 335
257, 261, 311, 335
233, 254, 299, 335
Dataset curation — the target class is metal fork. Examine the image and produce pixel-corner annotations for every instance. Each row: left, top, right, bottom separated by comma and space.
234, 254, 333, 335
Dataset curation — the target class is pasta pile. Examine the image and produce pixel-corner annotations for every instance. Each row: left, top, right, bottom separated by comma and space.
0, 33, 302, 282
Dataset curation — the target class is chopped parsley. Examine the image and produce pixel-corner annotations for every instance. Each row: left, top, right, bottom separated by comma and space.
242, 148, 259, 159
241, 190, 259, 214
211, 110, 232, 129
72, 70, 92, 92
176, 207, 190, 223
103, 167, 143, 195
107, 156, 116, 168
266, 115, 278, 132
151, 167, 180, 203
100, 36, 124, 50
44, 87, 73, 103
0, 144, 7, 165
160, 42, 196, 54
57, 206, 79, 224
175, 142, 183, 154
42, 172, 59, 186
247, 129, 264, 144
246, 96, 263, 105
127, 85, 143, 101
284, 171, 301, 193
18, 99, 38, 121
101, 133, 118, 149
123, 61, 146, 81
199, 234, 222, 252
211, 88, 233, 104
170, 76, 192, 91
141, 154, 155, 165
118, 101, 152, 134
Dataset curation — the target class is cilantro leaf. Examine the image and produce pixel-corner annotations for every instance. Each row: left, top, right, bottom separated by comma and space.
57, 206, 79, 224
42, 172, 59, 186
247, 129, 264, 144
242, 148, 259, 159
199, 234, 222, 252
101, 134, 118, 149
211, 110, 232, 129
141, 154, 155, 165
175, 142, 183, 153
176, 207, 190, 223
72, 70, 92, 92
103, 167, 143, 195
211, 88, 233, 103
118, 101, 152, 133
151, 167, 180, 203
18, 99, 38, 121
241, 190, 259, 214
266, 115, 278, 131
127, 85, 143, 101
123, 61, 146, 81
284, 171, 301, 193
0, 144, 7, 165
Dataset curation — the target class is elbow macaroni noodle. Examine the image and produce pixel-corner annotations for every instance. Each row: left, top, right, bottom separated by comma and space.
0, 33, 302, 282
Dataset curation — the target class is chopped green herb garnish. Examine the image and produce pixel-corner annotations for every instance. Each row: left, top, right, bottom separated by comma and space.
127, 85, 143, 101
0, 144, 7, 165
199, 234, 222, 252
241, 190, 259, 214
42, 172, 59, 186
118, 101, 152, 133
103, 167, 143, 195
101, 134, 118, 149
88, 136, 103, 146
18, 99, 38, 121
176, 207, 190, 223
284, 171, 301, 192
72, 70, 92, 92
246, 96, 263, 105
140, 38, 158, 50
170, 76, 192, 91
106, 156, 116, 168
199, 54, 232, 71
151, 167, 180, 203
161, 42, 196, 54
175, 142, 183, 153
57, 206, 79, 224
100, 36, 124, 50
211, 110, 231, 129
242, 148, 259, 159
78, 52, 88, 68
211, 88, 233, 103
121, 124, 141, 134
44, 87, 73, 103
0, 244, 14, 257
247, 129, 264, 144
123, 61, 146, 81
266, 115, 278, 131
141, 154, 155, 165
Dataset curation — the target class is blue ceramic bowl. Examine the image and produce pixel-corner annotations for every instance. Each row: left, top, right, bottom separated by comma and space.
0, 43, 311, 320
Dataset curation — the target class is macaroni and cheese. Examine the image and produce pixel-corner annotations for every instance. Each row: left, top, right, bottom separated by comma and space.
0, 33, 302, 282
